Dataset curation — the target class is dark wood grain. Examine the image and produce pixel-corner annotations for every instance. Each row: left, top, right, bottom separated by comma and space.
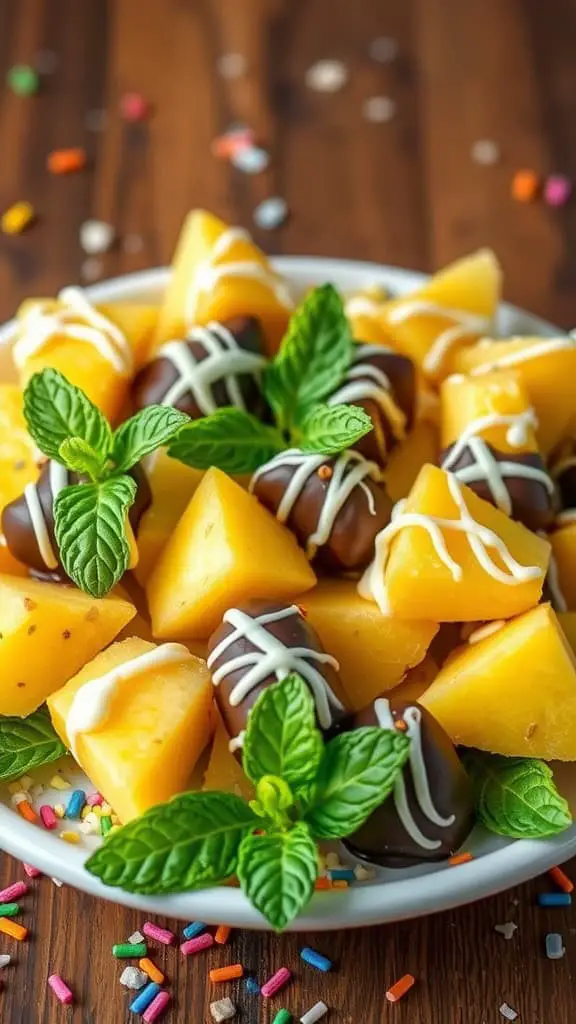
1, 0, 576, 1021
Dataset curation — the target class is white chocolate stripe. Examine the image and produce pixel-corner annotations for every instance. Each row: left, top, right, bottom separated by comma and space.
443, 435, 553, 517
470, 336, 576, 372
387, 300, 490, 375
23, 482, 58, 570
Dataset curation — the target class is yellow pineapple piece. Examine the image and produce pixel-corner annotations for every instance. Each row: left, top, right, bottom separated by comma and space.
134, 451, 204, 585
441, 369, 538, 454
385, 419, 439, 504
203, 711, 253, 801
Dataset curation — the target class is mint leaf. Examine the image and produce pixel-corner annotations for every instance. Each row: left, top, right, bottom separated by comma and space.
54, 476, 136, 597
304, 727, 411, 839
298, 403, 373, 455
23, 368, 112, 463
0, 707, 66, 781
242, 674, 323, 790
168, 407, 284, 474
58, 438, 105, 481
465, 752, 572, 839
237, 822, 317, 931
86, 791, 258, 894
263, 284, 353, 430
112, 406, 189, 473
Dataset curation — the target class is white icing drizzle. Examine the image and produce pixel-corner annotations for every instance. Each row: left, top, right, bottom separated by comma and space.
207, 606, 343, 750
14, 287, 132, 374
157, 321, 267, 415
66, 643, 192, 761
467, 620, 506, 645
444, 409, 538, 455
556, 509, 576, 526
359, 471, 543, 612
184, 226, 293, 325
23, 461, 72, 570
469, 336, 576, 373
345, 296, 382, 318
387, 300, 490, 375
249, 449, 382, 559
327, 346, 407, 441
374, 698, 455, 851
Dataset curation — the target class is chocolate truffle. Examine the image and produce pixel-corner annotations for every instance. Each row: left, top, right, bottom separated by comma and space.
207, 601, 347, 752
326, 343, 416, 466
441, 438, 555, 532
250, 449, 392, 572
132, 316, 268, 419
342, 696, 475, 867
2, 460, 151, 579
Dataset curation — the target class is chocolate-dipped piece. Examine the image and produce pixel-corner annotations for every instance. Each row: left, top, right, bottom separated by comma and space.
250, 449, 392, 572
207, 602, 347, 752
132, 316, 268, 419
326, 343, 416, 466
551, 450, 576, 515
441, 438, 555, 532
343, 697, 475, 867
2, 460, 151, 578
541, 549, 568, 613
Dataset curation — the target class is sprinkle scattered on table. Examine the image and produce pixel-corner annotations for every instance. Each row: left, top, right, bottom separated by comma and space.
499, 1002, 519, 1021
544, 173, 572, 207
511, 169, 540, 202
471, 139, 501, 166
545, 932, 565, 960
210, 996, 237, 1022
261, 966, 292, 998
48, 974, 74, 1005
494, 922, 518, 940
214, 924, 231, 944
368, 36, 399, 63
142, 922, 175, 946
182, 921, 206, 940
253, 196, 289, 230
305, 59, 349, 93
549, 866, 573, 893
120, 965, 149, 990
300, 1000, 329, 1024
47, 147, 87, 175
537, 892, 572, 907
300, 947, 333, 972
362, 95, 397, 123
1, 201, 35, 235
180, 932, 214, 956
113, 940, 148, 959
128, 930, 145, 944
81, 257, 105, 283
143, 990, 172, 1022
210, 964, 244, 983
385, 973, 416, 1003
7, 64, 39, 96
80, 220, 116, 255
273, 1011, 293, 1024
231, 145, 270, 174
216, 53, 248, 80
245, 976, 260, 995
120, 91, 150, 122
129, 981, 162, 1014
123, 232, 145, 254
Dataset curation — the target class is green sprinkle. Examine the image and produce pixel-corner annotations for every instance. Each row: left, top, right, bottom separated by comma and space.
7, 65, 39, 96
273, 1011, 293, 1024
0, 903, 20, 918
100, 814, 112, 836
112, 942, 147, 959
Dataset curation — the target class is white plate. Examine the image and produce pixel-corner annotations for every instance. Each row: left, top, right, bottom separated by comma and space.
0, 256, 574, 932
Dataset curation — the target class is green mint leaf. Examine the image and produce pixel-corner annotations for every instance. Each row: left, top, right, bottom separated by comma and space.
112, 406, 190, 473
263, 284, 353, 430
86, 791, 259, 894
58, 438, 105, 481
242, 673, 323, 790
465, 752, 572, 839
237, 822, 317, 931
168, 407, 284, 474
23, 368, 112, 463
0, 707, 67, 782
54, 476, 136, 598
298, 403, 373, 455
304, 727, 411, 839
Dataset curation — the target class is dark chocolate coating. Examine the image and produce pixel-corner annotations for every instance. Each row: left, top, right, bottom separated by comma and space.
440, 441, 555, 532
251, 452, 392, 572
2, 460, 151, 578
327, 343, 416, 466
342, 698, 475, 867
207, 601, 347, 745
553, 462, 576, 514
132, 316, 268, 419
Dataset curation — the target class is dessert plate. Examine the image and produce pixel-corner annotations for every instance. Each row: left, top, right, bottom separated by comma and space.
0, 256, 574, 931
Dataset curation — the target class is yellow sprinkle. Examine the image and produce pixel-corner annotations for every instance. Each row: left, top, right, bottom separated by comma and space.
81, 806, 91, 820
100, 803, 112, 815
53, 804, 65, 819
1, 201, 35, 235
50, 775, 71, 791
59, 831, 80, 845
108, 825, 121, 835
8, 782, 24, 796
19, 775, 34, 791
111, 814, 120, 825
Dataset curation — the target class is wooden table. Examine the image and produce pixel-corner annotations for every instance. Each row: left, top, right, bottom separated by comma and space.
1, 0, 576, 1021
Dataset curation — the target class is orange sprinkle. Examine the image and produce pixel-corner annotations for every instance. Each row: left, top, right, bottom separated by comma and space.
209, 963, 244, 983
394, 719, 408, 733
47, 147, 87, 175
317, 464, 333, 480
139, 958, 164, 985
511, 169, 540, 203
214, 924, 231, 945
211, 130, 254, 159
17, 799, 38, 824
315, 877, 332, 890
0, 919, 28, 941
448, 852, 474, 867
331, 879, 349, 889
386, 974, 415, 1003
549, 866, 574, 894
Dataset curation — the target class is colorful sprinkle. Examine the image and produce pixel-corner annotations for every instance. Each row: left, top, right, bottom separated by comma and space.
331, 879, 349, 889
128, 931, 145, 945
261, 966, 292, 998
494, 922, 518, 940
80, 220, 115, 255
315, 877, 332, 890
1, 202, 35, 235
273, 1012, 293, 1024
48, 975, 74, 1005
0, 956, 11, 968
448, 852, 474, 867
120, 966, 149, 990
538, 892, 572, 907
142, 922, 175, 946
86, 792, 104, 807
329, 868, 355, 882
549, 866, 574, 893
212, 126, 255, 160
139, 958, 165, 985
47, 147, 87, 175
210, 997, 237, 1022
180, 933, 214, 956
545, 932, 565, 960
216, 53, 248, 79
59, 831, 80, 845
511, 169, 540, 203
305, 59, 348, 93
66, 789, 87, 819
499, 1003, 518, 1021
50, 774, 71, 791
253, 197, 289, 230
544, 173, 572, 207
54, 805, 65, 819
471, 139, 500, 166
22, 863, 42, 879
300, 1001, 329, 1024
7, 64, 39, 96
123, 233, 145, 254
353, 864, 376, 881
385, 974, 416, 1003
0, 919, 28, 941
40, 805, 58, 830
182, 921, 207, 940
143, 991, 172, 1022
231, 145, 270, 175
100, 814, 113, 836
112, 942, 148, 959
214, 924, 231, 945
300, 947, 333, 972
0, 882, 27, 903
209, 964, 244, 983
0, 904, 20, 918
120, 92, 149, 122
129, 981, 161, 1014
245, 976, 260, 994
362, 96, 396, 123
17, 800, 38, 824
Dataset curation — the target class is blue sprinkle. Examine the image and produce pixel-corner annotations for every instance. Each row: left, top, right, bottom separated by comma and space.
65, 789, 86, 819
183, 921, 206, 940
245, 976, 261, 994
545, 932, 565, 959
300, 946, 333, 972
329, 869, 355, 882
538, 893, 572, 907
129, 982, 161, 1014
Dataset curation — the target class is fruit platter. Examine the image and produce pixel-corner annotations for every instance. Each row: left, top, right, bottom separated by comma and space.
0, 208, 575, 931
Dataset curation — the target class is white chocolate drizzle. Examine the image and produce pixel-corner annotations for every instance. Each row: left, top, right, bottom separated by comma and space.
23, 461, 69, 570
387, 300, 491, 375
345, 295, 383, 318
374, 698, 455, 851
466, 620, 506, 645
207, 606, 343, 750
184, 226, 293, 325
327, 345, 407, 442
250, 449, 382, 559
14, 287, 133, 374
359, 470, 543, 613
469, 336, 576, 373
66, 643, 192, 761
556, 509, 576, 526
157, 321, 267, 415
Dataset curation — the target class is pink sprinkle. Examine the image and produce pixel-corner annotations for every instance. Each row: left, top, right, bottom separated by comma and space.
120, 92, 149, 122
180, 932, 214, 957
40, 805, 58, 830
142, 922, 175, 946
48, 974, 74, 1005
544, 174, 572, 207
0, 881, 27, 902
261, 966, 292, 998
86, 792, 104, 807
143, 990, 172, 1022
22, 863, 42, 879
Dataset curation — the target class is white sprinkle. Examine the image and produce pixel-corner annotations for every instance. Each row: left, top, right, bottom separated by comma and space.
305, 59, 348, 93
301, 1001, 329, 1024
354, 864, 376, 881
494, 922, 518, 940
10, 792, 27, 807
80, 257, 104, 283
85, 108, 108, 133
231, 145, 270, 175
499, 1004, 518, 1021
80, 219, 115, 255
120, 966, 149, 990
216, 53, 248, 79
18, 775, 34, 792
362, 95, 397, 123
545, 932, 565, 960
253, 196, 289, 230
122, 232, 145, 254
0, 955, 11, 969
128, 930, 145, 945
34, 49, 59, 74
368, 37, 399, 63
51, 877, 63, 887
30, 783, 45, 798
471, 139, 501, 166
78, 819, 97, 835
324, 852, 341, 869
210, 997, 237, 1022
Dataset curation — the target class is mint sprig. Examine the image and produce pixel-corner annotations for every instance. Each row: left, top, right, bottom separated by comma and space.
0, 707, 67, 781
86, 674, 410, 930
112, 406, 189, 473
168, 407, 284, 475
24, 367, 112, 462
465, 752, 572, 840
298, 403, 373, 455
